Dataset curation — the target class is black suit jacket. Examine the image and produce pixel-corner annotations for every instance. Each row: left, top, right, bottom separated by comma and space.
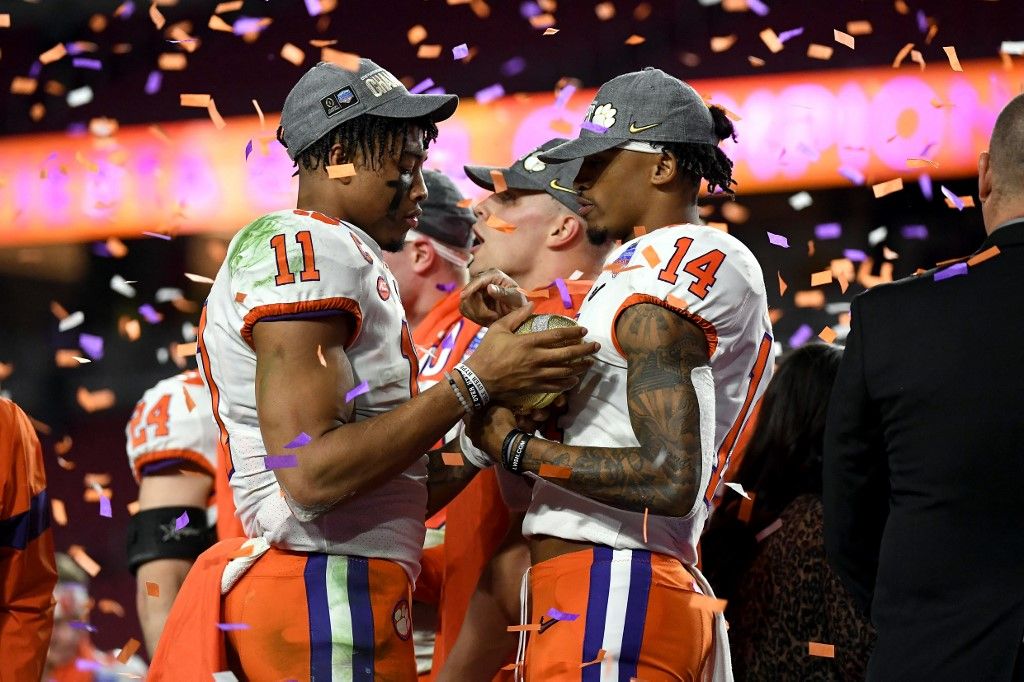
824, 220, 1024, 682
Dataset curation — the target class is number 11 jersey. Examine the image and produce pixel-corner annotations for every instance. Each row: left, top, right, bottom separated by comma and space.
198, 209, 427, 582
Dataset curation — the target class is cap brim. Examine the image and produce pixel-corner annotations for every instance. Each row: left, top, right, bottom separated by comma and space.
372, 93, 459, 123
537, 134, 624, 162
464, 165, 541, 193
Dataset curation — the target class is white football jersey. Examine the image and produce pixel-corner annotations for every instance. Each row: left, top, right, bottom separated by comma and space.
198, 209, 426, 581
523, 224, 775, 567
125, 370, 219, 481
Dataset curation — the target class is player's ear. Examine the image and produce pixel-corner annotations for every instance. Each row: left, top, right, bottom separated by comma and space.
411, 239, 436, 274
978, 150, 992, 203
650, 151, 677, 187
328, 143, 355, 185
547, 209, 582, 249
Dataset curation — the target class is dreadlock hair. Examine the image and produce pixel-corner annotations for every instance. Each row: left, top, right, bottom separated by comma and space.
660, 105, 737, 196
277, 114, 440, 174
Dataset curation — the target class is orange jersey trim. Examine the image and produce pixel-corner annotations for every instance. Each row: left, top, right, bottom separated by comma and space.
133, 448, 216, 481
239, 297, 363, 349
610, 293, 719, 360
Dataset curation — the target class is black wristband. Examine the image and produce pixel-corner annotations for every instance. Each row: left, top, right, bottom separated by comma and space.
502, 428, 532, 475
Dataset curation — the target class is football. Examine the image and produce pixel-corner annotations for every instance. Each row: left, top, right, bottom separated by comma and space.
507, 313, 581, 414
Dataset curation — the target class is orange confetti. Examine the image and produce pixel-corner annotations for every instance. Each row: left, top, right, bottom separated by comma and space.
208, 14, 233, 32
807, 44, 833, 60
538, 463, 572, 479
845, 20, 872, 36
834, 30, 855, 50
683, 592, 728, 613
894, 0, 910, 14
580, 649, 606, 668
98, 599, 125, 617
710, 35, 737, 53
39, 43, 67, 65
910, 50, 925, 71
321, 47, 360, 71
106, 237, 128, 258
892, 42, 915, 68
29, 103, 46, 121
759, 28, 784, 54
0, 14, 9, 27
810, 269, 832, 287
51, 498, 68, 526
967, 246, 1000, 267
643, 507, 649, 543
116, 638, 141, 664
944, 194, 975, 209
10, 76, 38, 95
50, 301, 70, 320
149, 2, 165, 29
327, 164, 357, 179
543, 27, 559, 36
808, 642, 836, 658
925, 24, 938, 45
456, 198, 473, 208
309, 39, 337, 48
146, 582, 160, 597
665, 294, 689, 310
624, 34, 646, 46
407, 25, 427, 45
738, 491, 756, 522
56, 350, 85, 368
507, 624, 541, 632
157, 53, 187, 71
416, 44, 442, 59
485, 214, 516, 232
214, 0, 243, 12
594, 2, 615, 20
148, 124, 171, 143
641, 245, 660, 268
68, 545, 101, 577
489, 169, 507, 194
280, 42, 306, 66
85, 472, 112, 487
441, 452, 465, 466
207, 99, 226, 130
819, 326, 838, 344
872, 178, 904, 198
529, 13, 556, 29
906, 157, 939, 168
943, 46, 963, 72
77, 387, 116, 412
747, 56, 765, 67
175, 342, 198, 358
0, 363, 12, 381
183, 386, 196, 412
234, 292, 248, 304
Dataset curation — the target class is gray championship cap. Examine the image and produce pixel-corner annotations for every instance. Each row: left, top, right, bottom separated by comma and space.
464, 138, 584, 213
418, 169, 475, 250
539, 67, 718, 163
279, 58, 458, 161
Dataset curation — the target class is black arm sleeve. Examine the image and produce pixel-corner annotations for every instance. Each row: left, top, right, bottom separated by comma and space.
126, 506, 214, 574
822, 295, 890, 617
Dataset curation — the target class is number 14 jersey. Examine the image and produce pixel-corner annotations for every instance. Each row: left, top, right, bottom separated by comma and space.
198, 209, 426, 582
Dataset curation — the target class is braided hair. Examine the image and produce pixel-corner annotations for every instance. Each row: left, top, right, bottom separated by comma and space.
278, 114, 440, 173
660, 105, 737, 195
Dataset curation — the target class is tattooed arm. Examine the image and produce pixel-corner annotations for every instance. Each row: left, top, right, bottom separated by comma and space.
425, 442, 480, 517
468, 303, 708, 517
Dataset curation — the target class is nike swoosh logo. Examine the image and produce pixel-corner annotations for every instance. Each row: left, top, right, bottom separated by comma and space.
549, 179, 577, 194
629, 121, 661, 133
586, 282, 606, 302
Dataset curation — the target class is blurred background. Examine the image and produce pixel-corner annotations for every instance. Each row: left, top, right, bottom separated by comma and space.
0, 0, 1019, 655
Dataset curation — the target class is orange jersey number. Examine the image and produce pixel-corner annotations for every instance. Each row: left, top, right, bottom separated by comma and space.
129, 393, 173, 448
271, 231, 320, 286
657, 236, 727, 300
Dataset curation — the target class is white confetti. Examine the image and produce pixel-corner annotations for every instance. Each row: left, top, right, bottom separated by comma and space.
755, 517, 783, 543
110, 274, 136, 298
66, 85, 94, 108
788, 191, 813, 211
185, 272, 215, 284
58, 311, 85, 332
867, 225, 888, 246
212, 673, 240, 682
723, 481, 752, 500
155, 287, 184, 303
181, 322, 196, 341
1000, 41, 1024, 55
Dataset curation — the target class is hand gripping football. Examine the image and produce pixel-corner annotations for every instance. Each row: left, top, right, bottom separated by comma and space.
507, 313, 581, 414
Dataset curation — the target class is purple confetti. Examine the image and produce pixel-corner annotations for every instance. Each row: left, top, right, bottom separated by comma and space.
144, 70, 162, 95
99, 496, 112, 518
554, 84, 577, 109
901, 225, 929, 240
410, 78, 435, 94
79, 333, 104, 360
67, 122, 87, 136
70, 621, 98, 633
92, 242, 112, 257
436, 281, 457, 293
746, 0, 770, 16
519, 1, 542, 19
553, 278, 572, 309
72, 58, 102, 71
138, 304, 162, 324
116, 1, 135, 19
934, 262, 968, 281
767, 232, 790, 248
233, 16, 266, 36
920, 141, 936, 157
440, 331, 456, 351
217, 623, 251, 631
814, 223, 842, 240
789, 324, 814, 348
67, 43, 87, 56
919, 173, 934, 200
838, 166, 865, 185
76, 659, 103, 672
546, 607, 580, 621
501, 56, 527, 77
475, 83, 505, 105
345, 380, 370, 403
940, 185, 964, 210
843, 248, 868, 262
29, 60, 42, 78
142, 231, 172, 240
452, 43, 469, 60
581, 121, 609, 134
423, 87, 447, 95
245, 139, 254, 161
916, 9, 929, 33
304, 0, 325, 15
175, 511, 189, 530
778, 27, 804, 44
264, 454, 298, 469
284, 432, 312, 449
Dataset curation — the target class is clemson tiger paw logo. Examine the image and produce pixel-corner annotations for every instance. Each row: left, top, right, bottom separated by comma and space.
392, 599, 411, 641
591, 103, 617, 129
523, 153, 546, 172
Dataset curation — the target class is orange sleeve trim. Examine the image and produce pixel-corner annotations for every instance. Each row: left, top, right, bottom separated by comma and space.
240, 296, 363, 349
610, 293, 719, 360
134, 449, 216, 481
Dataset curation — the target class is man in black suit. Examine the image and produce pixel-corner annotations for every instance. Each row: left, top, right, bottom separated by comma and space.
824, 93, 1024, 681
